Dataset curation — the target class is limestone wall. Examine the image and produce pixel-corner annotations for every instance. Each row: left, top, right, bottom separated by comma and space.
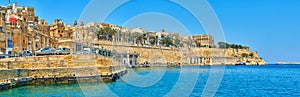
96, 41, 267, 65
0, 55, 114, 70
0, 66, 125, 81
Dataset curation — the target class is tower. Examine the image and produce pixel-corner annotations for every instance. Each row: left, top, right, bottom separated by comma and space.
7, 0, 12, 9
73, 20, 77, 26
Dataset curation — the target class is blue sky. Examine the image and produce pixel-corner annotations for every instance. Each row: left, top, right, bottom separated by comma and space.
1, 0, 300, 63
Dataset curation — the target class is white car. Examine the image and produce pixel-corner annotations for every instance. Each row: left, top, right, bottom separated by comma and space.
55, 47, 70, 55
35, 46, 55, 56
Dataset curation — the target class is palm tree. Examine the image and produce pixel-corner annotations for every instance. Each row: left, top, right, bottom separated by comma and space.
136, 34, 147, 45
97, 28, 106, 40
149, 36, 157, 46
241, 53, 249, 58
128, 32, 141, 44
97, 27, 117, 41
106, 27, 117, 41
161, 36, 173, 47
174, 38, 181, 47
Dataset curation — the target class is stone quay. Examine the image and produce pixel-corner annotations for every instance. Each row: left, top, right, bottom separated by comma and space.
0, 55, 127, 91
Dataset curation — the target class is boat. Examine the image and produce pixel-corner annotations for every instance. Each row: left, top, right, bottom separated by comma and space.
235, 61, 246, 65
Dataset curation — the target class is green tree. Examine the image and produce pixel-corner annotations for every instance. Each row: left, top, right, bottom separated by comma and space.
249, 52, 254, 58
174, 38, 181, 47
149, 36, 157, 46
218, 42, 227, 48
97, 28, 106, 40
234, 44, 239, 49
238, 45, 243, 49
127, 32, 141, 44
136, 34, 147, 45
161, 36, 173, 47
97, 27, 117, 41
226, 43, 230, 48
196, 42, 201, 47
241, 53, 249, 58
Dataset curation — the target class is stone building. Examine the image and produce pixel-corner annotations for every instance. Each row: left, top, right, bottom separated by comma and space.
100, 23, 122, 31
0, 6, 7, 53
72, 21, 99, 51
128, 27, 148, 34
49, 19, 73, 40
50, 19, 65, 39
33, 25, 58, 50
4, 2, 32, 53
193, 34, 215, 48
0, 2, 58, 54
73, 24, 88, 43
182, 36, 194, 47
38, 19, 50, 36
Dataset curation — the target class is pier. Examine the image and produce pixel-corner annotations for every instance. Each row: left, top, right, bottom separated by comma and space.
0, 55, 127, 91
276, 62, 300, 65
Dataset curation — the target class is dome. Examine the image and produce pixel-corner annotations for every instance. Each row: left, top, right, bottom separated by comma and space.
7, 4, 12, 9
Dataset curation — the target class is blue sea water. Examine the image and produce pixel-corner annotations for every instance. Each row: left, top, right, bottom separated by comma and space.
0, 65, 299, 97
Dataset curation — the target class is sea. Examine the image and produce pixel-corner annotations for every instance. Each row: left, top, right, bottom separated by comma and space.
0, 65, 299, 97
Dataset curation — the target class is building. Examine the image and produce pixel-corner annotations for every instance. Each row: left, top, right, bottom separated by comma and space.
193, 34, 215, 48
38, 19, 50, 35
128, 27, 148, 34
181, 36, 194, 47
4, 2, 30, 53
0, 2, 58, 54
0, 6, 7, 53
100, 23, 122, 31
73, 21, 97, 43
71, 21, 100, 51
50, 19, 74, 41
50, 19, 65, 39
143, 32, 157, 46
156, 29, 168, 46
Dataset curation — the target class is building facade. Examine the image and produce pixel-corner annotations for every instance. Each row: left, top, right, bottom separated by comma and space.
193, 34, 215, 48
0, 2, 58, 54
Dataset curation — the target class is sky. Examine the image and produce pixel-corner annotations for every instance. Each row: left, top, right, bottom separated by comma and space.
1, 0, 300, 63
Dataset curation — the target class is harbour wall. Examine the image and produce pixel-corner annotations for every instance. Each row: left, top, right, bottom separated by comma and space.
95, 41, 267, 65
0, 55, 127, 90
0, 66, 127, 90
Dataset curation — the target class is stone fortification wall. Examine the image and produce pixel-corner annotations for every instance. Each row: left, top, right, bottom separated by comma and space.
0, 66, 124, 80
96, 41, 267, 65
0, 55, 114, 70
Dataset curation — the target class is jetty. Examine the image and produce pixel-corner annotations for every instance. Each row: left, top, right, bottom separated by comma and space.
276, 62, 300, 65
0, 55, 127, 90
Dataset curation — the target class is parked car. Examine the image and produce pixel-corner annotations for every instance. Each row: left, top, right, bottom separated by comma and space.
55, 47, 70, 55
35, 46, 55, 56
20, 50, 32, 57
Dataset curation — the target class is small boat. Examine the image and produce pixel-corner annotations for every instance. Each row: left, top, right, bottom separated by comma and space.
235, 62, 246, 66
